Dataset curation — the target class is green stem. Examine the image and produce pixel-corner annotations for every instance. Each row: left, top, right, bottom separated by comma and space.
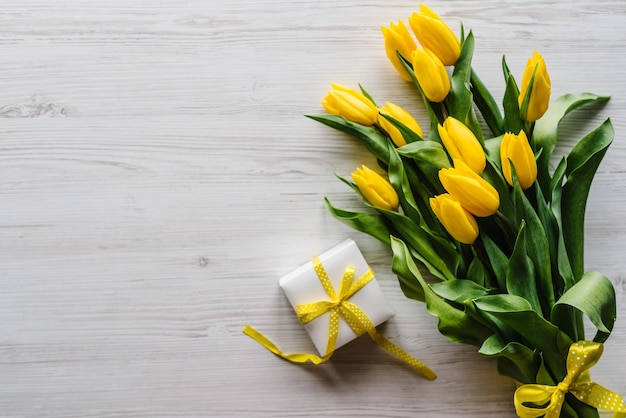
470, 68, 505, 136
525, 120, 535, 143
439, 101, 448, 120
471, 241, 496, 288
495, 210, 518, 247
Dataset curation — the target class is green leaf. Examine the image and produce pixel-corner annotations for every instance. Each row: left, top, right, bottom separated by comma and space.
548, 157, 576, 292
473, 294, 572, 379
535, 359, 555, 385
448, 32, 475, 118
396, 271, 426, 302
506, 221, 542, 314
518, 65, 537, 125
396, 141, 451, 169
551, 271, 616, 343
397, 142, 447, 199
378, 112, 423, 145
479, 334, 540, 383
358, 83, 378, 107
382, 209, 458, 281
331, 172, 454, 280
470, 69, 504, 136
430, 279, 490, 304
466, 256, 488, 287
512, 181, 554, 309
448, 32, 482, 141
324, 198, 392, 246
386, 144, 446, 237
305, 114, 390, 163
481, 234, 508, 290
549, 156, 567, 207
534, 183, 573, 297
564, 117, 613, 180
533, 93, 610, 192
387, 145, 422, 222
501, 56, 524, 134
561, 119, 613, 280
334, 173, 359, 193
483, 135, 502, 162
391, 237, 493, 346
555, 233, 575, 293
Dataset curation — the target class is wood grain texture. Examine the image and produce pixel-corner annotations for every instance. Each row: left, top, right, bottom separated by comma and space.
0, 0, 625, 416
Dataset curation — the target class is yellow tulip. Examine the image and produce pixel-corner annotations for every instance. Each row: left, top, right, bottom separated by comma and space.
439, 159, 499, 217
500, 130, 537, 190
411, 47, 450, 103
408, 4, 460, 66
437, 117, 485, 174
378, 102, 423, 147
381, 20, 417, 82
352, 165, 399, 211
518, 50, 551, 122
321, 84, 378, 126
430, 194, 479, 244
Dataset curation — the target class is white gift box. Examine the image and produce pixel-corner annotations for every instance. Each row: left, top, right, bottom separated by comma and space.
279, 239, 395, 356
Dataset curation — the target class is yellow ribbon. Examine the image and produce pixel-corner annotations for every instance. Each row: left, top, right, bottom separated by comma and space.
243, 257, 436, 380
515, 341, 626, 418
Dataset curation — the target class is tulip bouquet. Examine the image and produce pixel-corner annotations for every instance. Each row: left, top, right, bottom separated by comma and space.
308, 4, 624, 417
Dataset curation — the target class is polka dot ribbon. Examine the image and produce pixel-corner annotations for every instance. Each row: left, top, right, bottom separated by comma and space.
243, 257, 436, 380
514, 341, 626, 417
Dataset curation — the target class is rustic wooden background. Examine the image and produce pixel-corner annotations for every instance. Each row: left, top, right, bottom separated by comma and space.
1, 0, 625, 416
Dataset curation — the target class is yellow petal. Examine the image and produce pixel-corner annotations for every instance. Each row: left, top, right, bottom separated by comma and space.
412, 48, 450, 102
518, 51, 551, 122
408, 4, 460, 66
381, 20, 417, 81
438, 117, 485, 174
430, 194, 479, 244
501, 130, 537, 189
321, 84, 378, 125
352, 165, 399, 211
379, 102, 423, 147
439, 159, 499, 217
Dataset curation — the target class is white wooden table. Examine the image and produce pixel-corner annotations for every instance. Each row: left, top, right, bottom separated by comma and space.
1, 1, 625, 416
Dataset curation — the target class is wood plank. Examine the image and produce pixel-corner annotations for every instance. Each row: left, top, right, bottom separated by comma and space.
0, 1, 625, 416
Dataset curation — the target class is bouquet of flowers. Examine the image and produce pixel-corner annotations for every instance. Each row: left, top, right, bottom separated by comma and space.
309, 4, 625, 417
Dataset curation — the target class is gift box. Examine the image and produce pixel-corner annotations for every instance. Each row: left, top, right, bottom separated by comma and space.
244, 238, 435, 379
279, 239, 395, 356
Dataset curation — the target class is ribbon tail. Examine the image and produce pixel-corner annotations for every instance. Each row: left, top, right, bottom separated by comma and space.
369, 331, 437, 381
572, 382, 626, 414
243, 325, 331, 365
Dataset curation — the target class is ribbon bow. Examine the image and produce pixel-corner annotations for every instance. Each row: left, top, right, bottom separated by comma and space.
514, 341, 626, 418
295, 256, 378, 356
243, 257, 436, 380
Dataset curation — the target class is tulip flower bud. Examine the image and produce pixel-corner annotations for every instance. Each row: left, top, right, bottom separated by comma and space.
381, 20, 417, 82
322, 84, 379, 126
518, 51, 551, 122
430, 194, 479, 244
439, 159, 499, 217
437, 117, 486, 174
408, 4, 460, 66
411, 47, 450, 103
352, 165, 399, 211
378, 102, 423, 147
500, 130, 537, 190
